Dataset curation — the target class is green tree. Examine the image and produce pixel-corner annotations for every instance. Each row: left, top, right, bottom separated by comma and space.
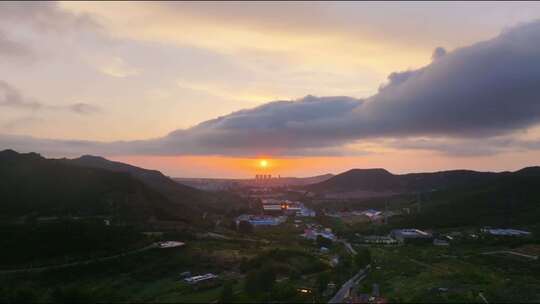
270, 281, 296, 301
219, 281, 234, 303
316, 272, 330, 294
244, 271, 259, 296
238, 220, 253, 234
258, 265, 276, 292
316, 235, 332, 248
244, 264, 276, 296
354, 248, 371, 268
337, 255, 353, 279
51, 286, 95, 303
9, 287, 39, 303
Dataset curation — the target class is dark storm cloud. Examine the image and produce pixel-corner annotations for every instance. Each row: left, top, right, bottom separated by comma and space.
3, 20, 540, 157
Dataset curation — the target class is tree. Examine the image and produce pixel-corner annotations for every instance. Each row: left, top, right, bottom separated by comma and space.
8, 287, 39, 303
270, 281, 296, 301
238, 220, 253, 234
354, 248, 371, 268
258, 265, 276, 292
337, 255, 353, 279
51, 286, 95, 303
316, 235, 332, 248
316, 272, 331, 294
244, 271, 259, 296
219, 281, 234, 303
244, 264, 276, 296
229, 220, 238, 231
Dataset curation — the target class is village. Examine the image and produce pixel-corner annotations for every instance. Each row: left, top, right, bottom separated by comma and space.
151, 182, 536, 304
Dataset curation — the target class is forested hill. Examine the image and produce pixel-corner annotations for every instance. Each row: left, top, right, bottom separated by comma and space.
0, 150, 192, 221
66, 155, 249, 214
307, 167, 504, 193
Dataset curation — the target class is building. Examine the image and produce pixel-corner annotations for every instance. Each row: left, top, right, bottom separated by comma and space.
361, 235, 398, 245
303, 227, 337, 241
362, 209, 382, 219
481, 228, 532, 237
184, 273, 218, 284
262, 199, 316, 217
299, 206, 316, 217
433, 239, 450, 246
282, 200, 316, 217
236, 214, 286, 227
262, 198, 283, 214
390, 229, 433, 244
282, 200, 302, 215
158, 241, 185, 248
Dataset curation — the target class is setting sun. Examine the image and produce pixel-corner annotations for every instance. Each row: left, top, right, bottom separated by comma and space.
259, 159, 268, 168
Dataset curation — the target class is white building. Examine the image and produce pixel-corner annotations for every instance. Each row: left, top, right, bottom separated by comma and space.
482, 228, 531, 237
236, 214, 287, 226
303, 228, 337, 241
158, 241, 185, 248
184, 273, 218, 284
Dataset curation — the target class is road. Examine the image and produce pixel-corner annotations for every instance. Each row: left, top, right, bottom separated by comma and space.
481, 250, 538, 260
197, 232, 270, 244
342, 240, 357, 256
0, 243, 158, 274
328, 240, 369, 303
479, 292, 489, 304
328, 265, 370, 303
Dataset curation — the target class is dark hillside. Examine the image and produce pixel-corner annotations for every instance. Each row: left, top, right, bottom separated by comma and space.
0, 150, 184, 221
308, 168, 501, 193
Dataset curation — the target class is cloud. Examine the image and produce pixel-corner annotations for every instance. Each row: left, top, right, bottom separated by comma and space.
3, 20, 540, 157
0, 81, 42, 110
2, 116, 43, 132
0, 30, 34, 60
68, 103, 101, 115
0, 133, 111, 156
0, 1, 108, 66
385, 137, 540, 157
98, 57, 139, 78
431, 47, 447, 61
0, 80, 101, 115
0, 1, 101, 34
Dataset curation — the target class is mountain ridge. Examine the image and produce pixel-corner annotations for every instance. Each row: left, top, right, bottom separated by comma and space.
307, 166, 540, 194
0, 150, 185, 221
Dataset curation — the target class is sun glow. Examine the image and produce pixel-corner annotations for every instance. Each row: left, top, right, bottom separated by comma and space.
259, 159, 268, 168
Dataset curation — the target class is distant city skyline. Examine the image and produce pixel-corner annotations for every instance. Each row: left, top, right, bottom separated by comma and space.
2, 2, 540, 177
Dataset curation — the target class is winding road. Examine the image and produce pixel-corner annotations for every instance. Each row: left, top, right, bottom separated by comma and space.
328, 265, 371, 303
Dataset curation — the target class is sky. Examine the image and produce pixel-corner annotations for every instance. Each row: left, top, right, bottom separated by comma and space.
2, 1, 540, 178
